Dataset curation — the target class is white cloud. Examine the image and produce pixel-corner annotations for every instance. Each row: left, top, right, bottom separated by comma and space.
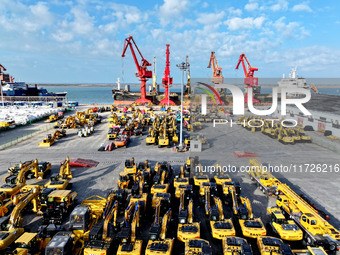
225, 17, 266, 31
70, 8, 94, 35
202, 2, 209, 8
228, 7, 242, 16
292, 3, 312, 12
245, 1, 259, 12
159, 0, 189, 26
196, 11, 225, 25
270, 0, 289, 12
273, 17, 310, 39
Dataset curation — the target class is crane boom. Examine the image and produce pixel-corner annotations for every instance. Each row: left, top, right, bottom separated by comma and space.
235, 53, 260, 104
121, 35, 152, 104
160, 44, 175, 105
207, 52, 223, 84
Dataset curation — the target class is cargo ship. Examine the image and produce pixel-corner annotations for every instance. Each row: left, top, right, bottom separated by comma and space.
0, 64, 67, 98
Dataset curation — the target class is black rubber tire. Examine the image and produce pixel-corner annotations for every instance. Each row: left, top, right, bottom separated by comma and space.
304, 125, 314, 131
324, 130, 332, 136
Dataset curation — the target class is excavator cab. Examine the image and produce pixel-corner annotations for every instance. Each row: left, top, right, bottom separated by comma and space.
45, 231, 80, 255
14, 232, 40, 254
118, 172, 130, 190
69, 205, 91, 232
4, 175, 17, 186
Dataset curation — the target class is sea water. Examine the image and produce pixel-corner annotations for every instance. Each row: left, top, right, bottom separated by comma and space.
46, 84, 340, 105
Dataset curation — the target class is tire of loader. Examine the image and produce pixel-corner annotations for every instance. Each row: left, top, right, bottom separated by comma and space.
324, 130, 332, 136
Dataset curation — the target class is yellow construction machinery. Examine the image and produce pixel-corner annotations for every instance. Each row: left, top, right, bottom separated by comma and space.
145, 238, 174, 255
294, 127, 312, 143
39, 129, 66, 147
227, 183, 266, 238
276, 183, 340, 251
118, 172, 130, 190
45, 157, 72, 190
146, 128, 157, 145
0, 159, 40, 198
210, 197, 235, 240
267, 207, 303, 241
177, 196, 200, 242
12, 232, 41, 255
70, 195, 107, 241
117, 202, 143, 255
147, 202, 173, 254
277, 128, 295, 144
42, 189, 77, 225
257, 236, 294, 255
45, 231, 84, 255
248, 159, 281, 195
185, 239, 212, 255
6, 159, 39, 180
124, 158, 137, 174
222, 236, 253, 255
83, 201, 118, 255
0, 186, 41, 251
174, 166, 189, 189
158, 124, 170, 148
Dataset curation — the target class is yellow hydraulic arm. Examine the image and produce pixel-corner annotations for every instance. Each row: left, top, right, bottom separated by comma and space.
240, 196, 253, 219
102, 201, 118, 240
160, 208, 172, 240
229, 186, 239, 215
60, 156, 72, 179
188, 199, 193, 224
130, 202, 140, 243
213, 197, 224, 221
9, 186, 41, 229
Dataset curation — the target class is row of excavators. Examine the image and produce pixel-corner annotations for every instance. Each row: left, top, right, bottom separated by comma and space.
0, 156, 81, 253
0, 156, 334, 254
238, 116, 312, 144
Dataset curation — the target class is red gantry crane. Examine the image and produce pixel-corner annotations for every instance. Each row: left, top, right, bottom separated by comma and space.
160, 44, 175, 105
235, 53, 260, 104
207, 52, 223, 84
121, 36, 152, 104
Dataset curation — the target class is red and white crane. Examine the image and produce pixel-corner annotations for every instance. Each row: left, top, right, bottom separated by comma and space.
121, 36, 152, 104
160, 44, 175, 105
235, 53, 259, 104
207, 51, 223, 84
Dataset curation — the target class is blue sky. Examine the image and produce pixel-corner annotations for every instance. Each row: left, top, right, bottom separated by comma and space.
0, 0, 339, 83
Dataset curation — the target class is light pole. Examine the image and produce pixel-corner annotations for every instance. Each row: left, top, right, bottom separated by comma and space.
176, 61, 189, 147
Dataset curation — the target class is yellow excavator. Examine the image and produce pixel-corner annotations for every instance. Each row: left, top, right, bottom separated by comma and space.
70, 195, 107, 242
185, 239, 212, 255
0, 159, 40, 199
210, 197, 235, 240
124, 157, 137, 174
146, 128, 157, 145
45, 231, 84, 255
117, 202, 143, 255
228, 184, 266, 238
174, 166, 189, 190
257, 236, 294, 255
83, 201, 118, 255
158, 123, 170, 148
45, 156, 72, 189
278, 128, 295, 145
177, 194, 200, 242
151, 171, 169, 195
0, 186, 41, 251
5, 159, 44, 180
222, 236, 253, 255
146, 202, 173, 255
